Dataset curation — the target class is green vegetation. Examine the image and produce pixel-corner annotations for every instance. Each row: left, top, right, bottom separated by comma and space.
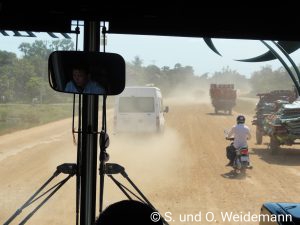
0, 40, 297, 104
126, 58, 297, 98
0, 104, 73, 135
0, 40, 74, 103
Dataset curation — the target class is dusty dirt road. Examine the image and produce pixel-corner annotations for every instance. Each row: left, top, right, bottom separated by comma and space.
1, 99, 300, 225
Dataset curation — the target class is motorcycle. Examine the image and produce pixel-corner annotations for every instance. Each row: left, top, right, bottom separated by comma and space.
224, 129, 251, 175
225, 137, 250, 175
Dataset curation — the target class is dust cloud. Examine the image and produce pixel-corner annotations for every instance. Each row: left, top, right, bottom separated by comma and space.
102, 127, 185, 207
166, 83, 211, 105
237, 82, 253, 97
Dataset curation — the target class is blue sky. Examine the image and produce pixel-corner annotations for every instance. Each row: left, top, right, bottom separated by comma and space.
1, 31, 300, 78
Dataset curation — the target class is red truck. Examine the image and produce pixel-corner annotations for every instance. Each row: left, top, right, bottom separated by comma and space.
210, 84, 237, 115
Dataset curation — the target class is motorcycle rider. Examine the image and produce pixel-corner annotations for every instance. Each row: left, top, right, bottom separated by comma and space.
226, 115, 251, 166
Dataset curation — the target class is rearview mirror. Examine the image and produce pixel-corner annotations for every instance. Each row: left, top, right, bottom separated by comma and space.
48, 51, 125, 95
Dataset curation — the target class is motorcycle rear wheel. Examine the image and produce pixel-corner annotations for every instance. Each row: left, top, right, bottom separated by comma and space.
234, 167, 246, 178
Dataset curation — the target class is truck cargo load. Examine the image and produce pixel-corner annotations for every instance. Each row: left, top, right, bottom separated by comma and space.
252, 89, 297, 145
209, 84, 237, 114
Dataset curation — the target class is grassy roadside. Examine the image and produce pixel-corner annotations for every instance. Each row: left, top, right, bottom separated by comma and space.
0, 104, 73, 135
0, 97, 116, 136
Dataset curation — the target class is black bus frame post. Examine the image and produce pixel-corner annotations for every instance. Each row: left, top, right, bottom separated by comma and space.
80, 21, 100, 225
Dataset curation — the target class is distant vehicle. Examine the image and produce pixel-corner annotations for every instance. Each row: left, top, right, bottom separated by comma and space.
114, 86, 169, 133
209, 84, 236, 114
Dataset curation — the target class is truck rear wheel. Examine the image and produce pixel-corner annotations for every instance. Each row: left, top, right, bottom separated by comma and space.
256, 127, 263, 144
270, 136, 280, 154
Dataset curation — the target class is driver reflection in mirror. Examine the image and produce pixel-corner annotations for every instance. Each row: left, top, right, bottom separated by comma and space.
64, 66, 106, 94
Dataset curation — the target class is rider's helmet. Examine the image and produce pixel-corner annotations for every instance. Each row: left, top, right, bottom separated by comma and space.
236, 115, 245, 124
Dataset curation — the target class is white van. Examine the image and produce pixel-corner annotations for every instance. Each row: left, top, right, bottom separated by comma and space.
114, 86, 169, 133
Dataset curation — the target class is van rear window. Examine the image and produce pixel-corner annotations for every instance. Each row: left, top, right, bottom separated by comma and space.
119, 97, 155, 113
